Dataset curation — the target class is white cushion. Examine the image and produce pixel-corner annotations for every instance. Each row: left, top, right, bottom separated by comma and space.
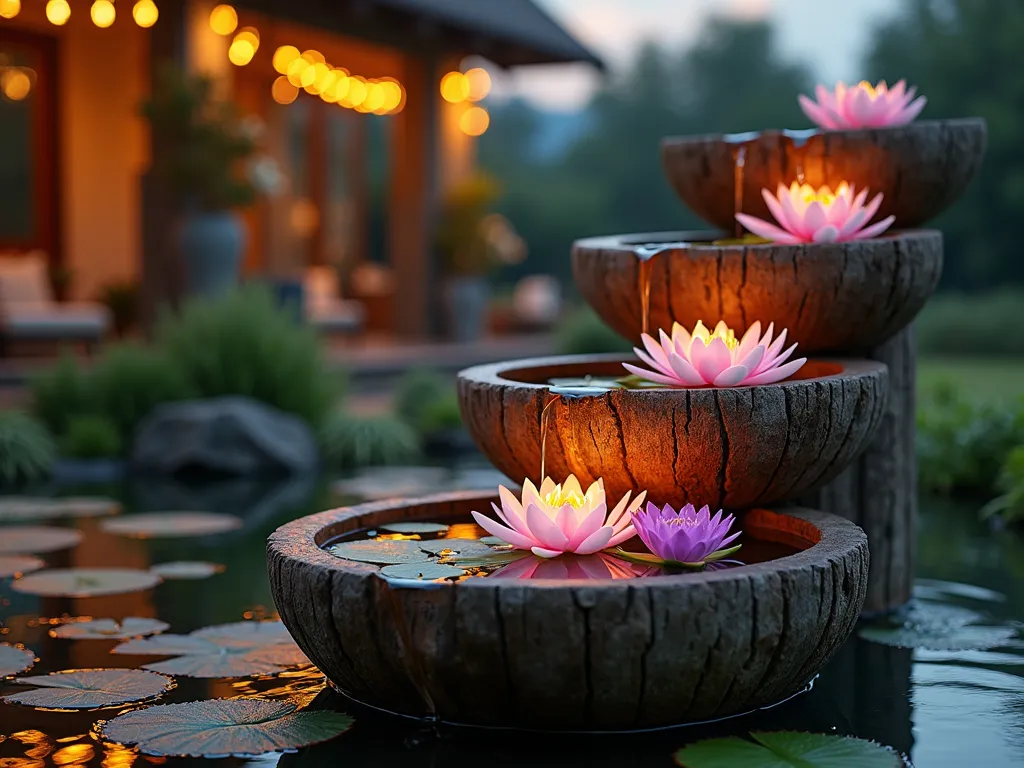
2, 302, 111, 339
0, 252, 54, 306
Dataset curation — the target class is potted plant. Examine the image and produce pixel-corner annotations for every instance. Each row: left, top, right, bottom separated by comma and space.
142, 67, 278, 297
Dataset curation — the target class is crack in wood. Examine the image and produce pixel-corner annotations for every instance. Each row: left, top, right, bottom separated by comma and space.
570, 590, 595, 722
607, 397, 640, 488
714, 390, 730, 505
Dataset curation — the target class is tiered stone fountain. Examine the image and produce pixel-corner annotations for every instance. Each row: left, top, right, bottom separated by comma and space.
268, 99, 985, 730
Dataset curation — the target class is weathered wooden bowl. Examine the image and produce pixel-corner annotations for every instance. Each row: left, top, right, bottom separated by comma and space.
572, 230, 942, 354
661, 118, 986, 230
458, 355, 887, 509
268, 492, 868, 731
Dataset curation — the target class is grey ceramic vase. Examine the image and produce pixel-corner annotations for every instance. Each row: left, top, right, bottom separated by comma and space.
179, 211, 245, 297
443, 275, 489, 342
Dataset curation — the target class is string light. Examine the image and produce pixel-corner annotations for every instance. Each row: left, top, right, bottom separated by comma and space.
235, 26, 259, 51
465, 67, 491, 101
90, 0, 116, 28
270, 44, 405, 115
45, 0, 71, 25
460, 105, 490, 137
1, 68, 31, 101
440, 71, 469, 103
132, 0, 158, 27
271, 76, 299, 105
0, 0, 20, 20
228, 38, 254, 66
209, 4, 237, 36
272, 45, 299, 75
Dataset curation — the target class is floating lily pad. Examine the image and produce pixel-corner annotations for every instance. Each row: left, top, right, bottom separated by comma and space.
51, 617, 170, 640
150, 561, 225, 580
0, 643, 35, 677
380, 563, 466, 580
676, 731, 901, 768
0, 496, 120, 522
418, 538, 495, 557
0, 526, 83, 555
859, 600, 1019, 651
328, 539, 432, 565
101, 512, 243, 538
379, 522, 450, 535
99, 698, 353, 758
0, 555, 45, 578
12, 568, 161, 597
332, 467, 448, 501
613, 544, 742, 569
2, 669, 174, 709
193, 620, 293, 644
445, 548, 530, 568
478, 536, 505, 546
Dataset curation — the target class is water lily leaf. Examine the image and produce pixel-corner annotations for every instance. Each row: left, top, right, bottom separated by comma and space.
379, 522, 450, 535
0, 555, 45, 578
99, 698, 353, 758
0, 496, 120, 522
193, 620, 293, 644
444, 548, 530, 568
2, 669, 174, 709
332, 467, 448, 500
859, 600, 1018, 651
328, 539, 432, 565
150, 561, 225, 580
676, 731, 901, 768
12, 568, 161, 597
101, 511, 243, 538
418, 538, 495, 557
0, 643, 35, 677
380, 563, 466, 580
0, 526, 83, 554
51, 617, 170, 640
613, 545, 741, 569
479, 536, 505, 546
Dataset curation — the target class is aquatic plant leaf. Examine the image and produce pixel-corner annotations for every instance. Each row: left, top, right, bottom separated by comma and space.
51, 617, 170, 640
859, 600, 1018, 651
193, 620, 293, 644
328, 539, 432, 565
676, 731, 901, 768
0, 495, 120, 522
0, 526, 83, 555
379, 522, 450, 535
332, 466, 448, 501
380, 563, 466, 580
99, 698, 353, 758
2, 669, 173, 709
12, 568, 161, 597
478, 536, 505, 546
0, 554, 45, 578
0, 643, 35, 677
150, 561, 225, 580
444, 548, 530, 568
418, 538, 495, 557
101, 511, 243, 538
612, 547, 741, 569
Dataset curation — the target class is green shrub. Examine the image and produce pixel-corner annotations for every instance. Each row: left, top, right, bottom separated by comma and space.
320, 411, 420, 469
418, 394, 464, 433
155, 286, 342, 427
30, 351, 93, 437
554, 307, 632, 356
0, 411, 56, 487
981, 445, 1024, 525
394, 369, 453, 432
917, 291, 1024, 358
60, 415, 122, 459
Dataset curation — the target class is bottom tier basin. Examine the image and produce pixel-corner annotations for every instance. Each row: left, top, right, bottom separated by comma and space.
267, 491, 868, 731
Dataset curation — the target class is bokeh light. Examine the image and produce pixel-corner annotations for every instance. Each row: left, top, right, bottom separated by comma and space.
90, 0, 116, 28
440, 71, 469, 103
0, 0, 21, 20
330, 75, 351, 103
465, 67, 491, 101
307, 62, 332, 94
378, 79, 403, 114
45, 0, 71, 25
358, 81, 386, 113
459, 105, 490, 136
287, 56, 315, 88
271, 76, 299, 105
302, 50, 326, 64
2, 68, 31, 101
343, 76, 368, 108
132, 0, 158, 27
227, 39, 254, 66
209, 4, 237, 36
272, 45, 299, 75
234, 26, 259, 51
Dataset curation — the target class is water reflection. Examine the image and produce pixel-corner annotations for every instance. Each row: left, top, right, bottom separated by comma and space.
489, 552, 653, 580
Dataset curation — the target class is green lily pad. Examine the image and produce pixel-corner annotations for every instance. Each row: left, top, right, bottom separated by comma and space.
613, 544, 742, 569
0, 555, 45, 578
0, 643, 36, 677
418, 538, 495, 557
379, 522, 450, 535
51, 617, 170, 640
380, 563, 466, 580
0, 496, 120, 522
444, 548, 530, 568
192, 620, 293, 644
0, 526, 83, 555
2, 668, 174, 710
328, 539, 432, 565
98, 698, 353, 757
478, 536, 506, 546
101, 511, 243, 538
859, 601, 1019, 651
12, 567, 161, 597
150, 561, 225, 580
676, 731, 902, 768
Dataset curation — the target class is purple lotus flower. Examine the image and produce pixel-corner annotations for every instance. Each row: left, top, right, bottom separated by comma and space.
630, 502, 741, 566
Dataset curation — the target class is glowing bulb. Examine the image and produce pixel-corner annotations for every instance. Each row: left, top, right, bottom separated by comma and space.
0, 0, 21, 20
271, 76, 299, 105
227, 39, 254, 67
329, 75, 350, 103
209, 4, 237, 36
360, 82, 385, 113
234, 26, 259, 51
91, 0, 116, 28
287, 57, 315, 88
465, 67, 491, 101
302, 50, 325, 64
2, 69, 31, 101
45, 0, 71, 25
440, 71, 469, 103
132, 0, 158, 27
378, 80, 403, 114
459, 106, 490, 137
272, 45, 299, 75
306, 62, 332, 94
344, 76, 367, 108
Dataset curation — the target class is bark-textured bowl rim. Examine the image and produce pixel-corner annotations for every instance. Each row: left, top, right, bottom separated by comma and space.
268, 491, 868, 730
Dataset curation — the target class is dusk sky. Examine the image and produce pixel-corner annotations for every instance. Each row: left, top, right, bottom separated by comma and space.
490, 0, 899, 111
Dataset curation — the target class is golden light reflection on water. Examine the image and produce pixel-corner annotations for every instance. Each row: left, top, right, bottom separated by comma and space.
51, 743, 94, 765
225, 666, 326, 708
100, 743, 138, 768
8, 732, 52, 761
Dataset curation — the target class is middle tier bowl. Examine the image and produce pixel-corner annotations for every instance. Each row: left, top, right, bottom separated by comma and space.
458, 355, 888, 510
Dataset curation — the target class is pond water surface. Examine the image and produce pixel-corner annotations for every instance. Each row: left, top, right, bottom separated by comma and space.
1, 463, 1022, 767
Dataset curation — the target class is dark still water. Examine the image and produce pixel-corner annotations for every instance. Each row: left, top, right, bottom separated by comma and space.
1, 465, 1023, 767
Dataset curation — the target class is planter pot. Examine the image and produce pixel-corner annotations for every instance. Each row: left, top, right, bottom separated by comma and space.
443, 276, 489, 342
178, 211, 246, 298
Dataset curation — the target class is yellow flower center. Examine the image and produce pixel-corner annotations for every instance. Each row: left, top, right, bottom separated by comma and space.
697, 326, 738, 350
544, 487, 586, 509
665, 517, 700, 528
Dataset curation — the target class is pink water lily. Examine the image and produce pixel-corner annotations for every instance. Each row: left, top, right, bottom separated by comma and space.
471, 476, 644, 559
736, 182, 894, 244
799, 80, 926, 130
623, 320, 806, 388
631, 502, 741, 566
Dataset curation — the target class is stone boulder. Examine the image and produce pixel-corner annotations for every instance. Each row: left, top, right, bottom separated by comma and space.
132, 397, 318, 477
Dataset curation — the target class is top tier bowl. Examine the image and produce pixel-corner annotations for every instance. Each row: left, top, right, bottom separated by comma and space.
661, 118, 987, 230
